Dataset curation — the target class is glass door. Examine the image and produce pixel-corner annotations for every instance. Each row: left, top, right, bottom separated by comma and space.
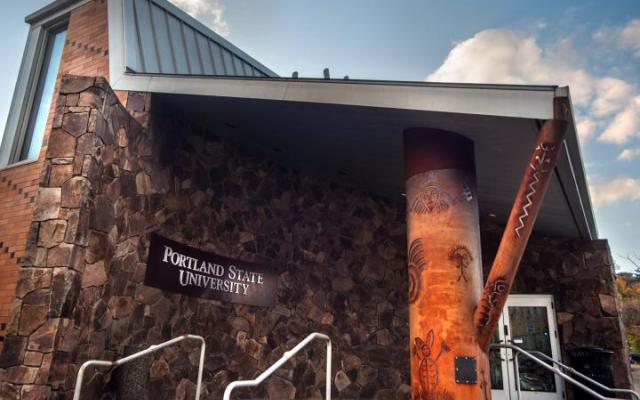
490, 295, 564, 400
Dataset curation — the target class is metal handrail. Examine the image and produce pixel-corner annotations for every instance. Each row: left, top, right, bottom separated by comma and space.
524, 350, 640, 400
491, 343, 639, 400
73, 334, 206, 400
223, 332, 332, 400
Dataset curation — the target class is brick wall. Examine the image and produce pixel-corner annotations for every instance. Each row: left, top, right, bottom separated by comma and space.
0, 0, 108, 344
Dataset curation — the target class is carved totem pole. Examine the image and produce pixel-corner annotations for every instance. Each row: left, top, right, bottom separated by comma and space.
405, 98, 569, 399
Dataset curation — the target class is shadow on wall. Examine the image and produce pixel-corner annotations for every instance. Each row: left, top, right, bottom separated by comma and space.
0, 75, 411, 399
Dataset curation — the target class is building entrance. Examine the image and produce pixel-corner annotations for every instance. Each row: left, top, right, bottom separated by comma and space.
491, 295, 564, 400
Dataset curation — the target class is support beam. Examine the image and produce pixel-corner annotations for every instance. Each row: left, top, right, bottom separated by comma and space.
404, 128, 491, 400
475, 98, 570, 350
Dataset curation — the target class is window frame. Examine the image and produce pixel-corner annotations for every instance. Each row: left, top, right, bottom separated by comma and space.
0, 8, 77, 168
18, 23, 68, 162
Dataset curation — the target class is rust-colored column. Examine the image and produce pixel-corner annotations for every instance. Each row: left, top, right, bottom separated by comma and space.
405, 128, 491, 400
475, 99, 569, 349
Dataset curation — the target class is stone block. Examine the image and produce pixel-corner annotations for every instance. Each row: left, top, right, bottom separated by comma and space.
265, 376, 296, 400
78, 87, 104, 108
23, 351, 44, 368
20, 385, 52, 400
22, 290, 50, 306
85, 231, 107, 263
32, 188, 61, 221
49, 268, 80, 318
126, 92, 147, 113
334, 370, 351, 391
60, 75, 94, 94
0, 383, 18, 399
357, 365, 379, 386
27, 319, 61, 353
82, 261, 107, 288
108, 296, 135, 318
149, 359, 170, 380
136, 171, 152, 195
47, 129, 76, 158
61, 176, 91, 208
48, 163, 73, 186
15, 269, 53, 299
62, 111, 89, 137
89, 195, 115, 232
0, 336, 28, 368
361, 255, 385, 281
37, 220, 67, 248
65, 93, 79, 106
77, 132, 99, 155
599, 294, 618, 316
3, 366, 39, 384
46, 243, 75, 267
18, 305, 48, 336
134, 286, 162, 305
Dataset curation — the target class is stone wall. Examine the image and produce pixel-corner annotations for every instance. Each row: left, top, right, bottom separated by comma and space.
0, 76, 410, 399
0, 0, 110, 344
0, 75, 631, 399
483, 221, 632, 394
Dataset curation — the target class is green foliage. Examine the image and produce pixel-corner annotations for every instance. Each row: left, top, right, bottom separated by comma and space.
617, 273, 640, 352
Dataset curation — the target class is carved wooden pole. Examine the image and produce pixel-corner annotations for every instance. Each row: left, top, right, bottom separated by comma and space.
405, 129, 491, 400
475, 98, 570, 350
404, 98, 570, 399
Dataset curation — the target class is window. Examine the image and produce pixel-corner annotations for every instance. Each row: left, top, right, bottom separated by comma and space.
18, 27, 67, 161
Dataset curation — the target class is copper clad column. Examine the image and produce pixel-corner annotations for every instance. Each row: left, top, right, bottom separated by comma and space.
404, 129, 490, 400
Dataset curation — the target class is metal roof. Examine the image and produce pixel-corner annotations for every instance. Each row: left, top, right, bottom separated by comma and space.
25, 0, 276, 77
122, 0, 276, 77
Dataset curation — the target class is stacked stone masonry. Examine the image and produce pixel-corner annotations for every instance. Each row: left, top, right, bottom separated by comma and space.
0, 0, 109, 344
0, 75, 631, 399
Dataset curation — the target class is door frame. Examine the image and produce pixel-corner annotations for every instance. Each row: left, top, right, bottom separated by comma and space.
491, 294, 565, 400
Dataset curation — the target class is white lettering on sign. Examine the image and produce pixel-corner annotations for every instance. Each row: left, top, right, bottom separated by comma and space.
161, 245, 264, 296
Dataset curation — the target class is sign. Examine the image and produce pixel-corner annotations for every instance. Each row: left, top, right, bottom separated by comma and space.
144, 233, 277, 306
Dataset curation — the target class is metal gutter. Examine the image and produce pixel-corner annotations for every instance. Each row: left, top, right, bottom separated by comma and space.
111, 72, 557, 120
120, 71, 560, 92
25, 0, 82, 24
554, 87, 597, 239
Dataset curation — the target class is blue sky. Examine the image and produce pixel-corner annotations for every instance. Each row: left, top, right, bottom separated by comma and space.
1, 0, 640, 270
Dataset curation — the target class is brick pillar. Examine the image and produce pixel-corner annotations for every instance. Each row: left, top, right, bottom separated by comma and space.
404, 128, 490, 399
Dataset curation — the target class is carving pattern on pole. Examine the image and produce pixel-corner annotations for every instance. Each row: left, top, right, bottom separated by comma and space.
474, 98, 570, 350
404, 98, 570, 398
404, 129, 488, 399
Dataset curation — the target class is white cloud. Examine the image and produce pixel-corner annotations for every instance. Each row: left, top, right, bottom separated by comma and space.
598, 96, 640, 144
589, 177, 640, 207
427, 28, 640, 145
426, 29, 594, 106
169, 0, 230, 37
618, 148, 640, 161
620, 19, 640, 57
592, 77, 634, 116
576, 116, 597, 142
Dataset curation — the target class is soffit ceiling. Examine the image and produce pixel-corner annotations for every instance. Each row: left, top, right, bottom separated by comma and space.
160, 94, 581, 238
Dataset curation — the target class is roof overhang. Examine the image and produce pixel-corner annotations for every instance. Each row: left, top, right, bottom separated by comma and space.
101, 0, 595, 240
110, 72, 596, 240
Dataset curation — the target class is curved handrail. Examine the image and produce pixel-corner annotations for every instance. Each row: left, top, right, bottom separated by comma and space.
73, 334, 206, 400
491, 343, 638, 400
223, 332, 332, 400
524, 349, 640, 400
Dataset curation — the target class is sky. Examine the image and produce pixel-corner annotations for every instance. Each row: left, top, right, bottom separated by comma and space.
1, 0, 640, 270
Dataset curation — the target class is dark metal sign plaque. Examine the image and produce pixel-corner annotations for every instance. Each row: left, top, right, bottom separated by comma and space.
144, 233, 277, 307
454, 356, 477, 384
